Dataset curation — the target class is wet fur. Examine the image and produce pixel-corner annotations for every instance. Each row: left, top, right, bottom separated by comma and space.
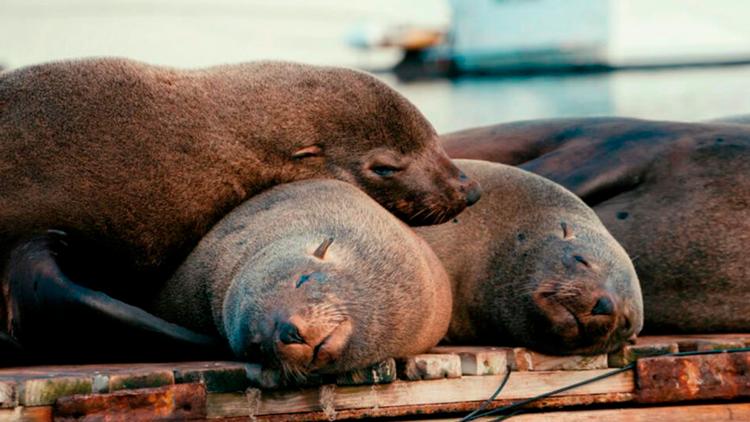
443, 118, 750, 333
416, 160, 643, 354
148, 179, 452, 379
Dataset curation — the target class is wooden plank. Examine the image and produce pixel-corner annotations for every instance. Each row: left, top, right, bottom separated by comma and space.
335, 359, 397, 386
17, 377, 93, 406
430, 346, 509, 376
54, 383, 207, 421
173, 362, 250, 393
206, 369, 634, 417
107, 369, 174, 392
608, 342, 678, 367
397, 354, 462, 380
208, 392, 636, 421
0, 406, 53, 422
0, 381, 17, 408
693, 339, 746, 352
414, 402, 750, 421
635, 333, 750, 349
511, 349, 608, 371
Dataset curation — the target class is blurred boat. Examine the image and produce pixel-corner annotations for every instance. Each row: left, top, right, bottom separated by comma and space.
348, 0, 750, 80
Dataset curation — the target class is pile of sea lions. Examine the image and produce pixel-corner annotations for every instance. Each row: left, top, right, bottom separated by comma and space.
0, 58, 747, 383
443, 117, 750, 333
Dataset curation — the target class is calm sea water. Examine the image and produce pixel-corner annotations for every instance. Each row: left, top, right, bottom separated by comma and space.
3, 0, 750, 133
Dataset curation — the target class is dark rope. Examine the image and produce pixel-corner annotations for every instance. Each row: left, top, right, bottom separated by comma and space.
460, 345, 750, 421
459, 365, 512, 422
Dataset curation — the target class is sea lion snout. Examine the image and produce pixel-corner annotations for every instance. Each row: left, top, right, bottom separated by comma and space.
358, 147, 482, 225
274, 315, 353, 372
458, 171, 482, 206
442, 155, 482, 208
226, 308, 354, 378
521, 231, 643, 354
532, 285, 633, 354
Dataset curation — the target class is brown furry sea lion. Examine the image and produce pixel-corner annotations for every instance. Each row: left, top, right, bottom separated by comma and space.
148, 179, 453, 378
0, 57, 480, 300
442, 118, 750, 333
416, 159, 642, 354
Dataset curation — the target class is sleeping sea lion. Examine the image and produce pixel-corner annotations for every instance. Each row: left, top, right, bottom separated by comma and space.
150, 179, 452, 378
4, 180, 453, 374
0, 57, 480, 303
416, 159, 643, 354
0, 57, 479, 349
442, 118, 750, 332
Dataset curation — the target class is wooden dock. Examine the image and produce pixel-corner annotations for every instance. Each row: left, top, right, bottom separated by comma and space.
1, 334, 750, 421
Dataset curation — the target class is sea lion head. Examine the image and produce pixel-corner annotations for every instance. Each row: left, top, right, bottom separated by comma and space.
419, 160, 643, 355
221, 232, 450, 382
254, 62, 481, 225
500, 220, 644, 355
223, 259, 353, 380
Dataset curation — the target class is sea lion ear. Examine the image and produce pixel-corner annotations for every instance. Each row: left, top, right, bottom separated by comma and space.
561, 222, 574, 239
292, 145, 322, 159
313, 237, 334, 260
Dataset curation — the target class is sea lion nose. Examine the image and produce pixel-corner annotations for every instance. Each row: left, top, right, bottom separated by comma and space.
278, 321, 305, 345
455, 170, 482, 206
465, 185, 481, 206
591, 296, 615, 316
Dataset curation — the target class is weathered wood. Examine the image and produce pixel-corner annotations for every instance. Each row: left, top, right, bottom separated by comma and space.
244, 365, 283, 390
173, 362, 249, 393
510, 348, 608, 371
206, 369, 634, 418
211, 393, 636, 421
17, 377, 93, 407
608, 342, 678, 367
636, 333, 750, 350
693, 339, 746, 352
0, 381, 17, 408
0, 406, 53, 422
398, 354, 462, 381
54, 382, 207, 421
107, 369, 174, 392
430, 346, 509, 375
335, 359, 397, 386
636, 350, 750, 403
414, 402, 750, 421
2, 336, 750, 421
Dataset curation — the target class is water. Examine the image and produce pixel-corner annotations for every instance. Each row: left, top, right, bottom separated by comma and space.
3, 0, 750, 133
387, 65, 750, 133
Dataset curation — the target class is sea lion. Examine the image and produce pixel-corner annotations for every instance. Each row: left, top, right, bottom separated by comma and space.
442, 118, 750, 333
3, 179, 453, 373
150, 178, 454, 377
0, 57, 480, 303
415, 159, 642, 354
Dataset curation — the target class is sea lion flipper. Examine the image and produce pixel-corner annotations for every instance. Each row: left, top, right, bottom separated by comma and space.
6, 234, 223, 354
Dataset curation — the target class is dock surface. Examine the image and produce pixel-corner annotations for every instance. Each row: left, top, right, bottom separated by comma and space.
2, 334, 750, 420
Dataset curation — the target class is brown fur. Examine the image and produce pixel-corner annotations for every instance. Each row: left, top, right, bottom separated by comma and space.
0, 57, 478, 298
149, 179, 452, 379
416, 160, 643, 355
442, 118, 750, 332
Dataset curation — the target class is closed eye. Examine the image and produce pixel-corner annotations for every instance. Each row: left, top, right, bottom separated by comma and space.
371, 165, 401, 177
292, 145, 323, 159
